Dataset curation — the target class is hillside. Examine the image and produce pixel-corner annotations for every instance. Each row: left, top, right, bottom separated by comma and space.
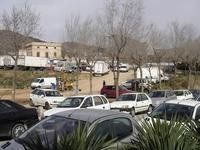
0, 30, 44, 55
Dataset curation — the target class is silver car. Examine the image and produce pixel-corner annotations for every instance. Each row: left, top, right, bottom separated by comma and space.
149, 90, 177, 108
0, 109, 137, 150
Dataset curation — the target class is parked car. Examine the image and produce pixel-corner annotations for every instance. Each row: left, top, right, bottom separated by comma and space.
119, 63, 130, 72
100, 85, 132, 98
0, 109, 137, 150
121, 78, 151, 93
29, 89, 65, 109
110, 93, 152, 116
31, 77, 57, 89
174, 90, 193, 100
190, 89, 200, 100
148, 90, 177, 108
146, 100, 200, 122
0, 100, 38, 139
43, 95, 111, 117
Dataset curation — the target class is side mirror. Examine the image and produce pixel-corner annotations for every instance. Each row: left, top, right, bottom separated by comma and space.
147, 111, 151, 116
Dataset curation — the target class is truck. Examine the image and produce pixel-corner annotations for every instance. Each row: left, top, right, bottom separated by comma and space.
31, 77, 57, 89
136, 67, 169, 83
93, 61, 109, 76
17, 56, 49, 70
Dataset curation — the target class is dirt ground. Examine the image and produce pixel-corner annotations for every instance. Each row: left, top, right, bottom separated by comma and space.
0, 71, 134, 104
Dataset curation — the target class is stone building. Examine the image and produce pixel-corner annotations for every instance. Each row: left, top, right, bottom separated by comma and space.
19, 42, 62, 59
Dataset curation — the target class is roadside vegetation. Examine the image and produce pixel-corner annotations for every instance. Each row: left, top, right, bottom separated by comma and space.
0, 70, 89, 89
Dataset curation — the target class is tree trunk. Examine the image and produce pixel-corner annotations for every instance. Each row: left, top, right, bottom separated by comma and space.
89, 66, 93, 94
12, 60, 17, 101
173, 61, 177, 90
158, 62, 161, 89
75, 68, 79, 95
187, 65, 192, 89
116, 57, 120, 98
133, 66, 137, 79
139, 66, 143, 92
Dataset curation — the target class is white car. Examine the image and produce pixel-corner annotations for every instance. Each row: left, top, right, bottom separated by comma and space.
43, 95, 110, 117
110, 93, 152, 116
146, 100, 200, 122
174, 90, 194, 100
29, 89, 65, 109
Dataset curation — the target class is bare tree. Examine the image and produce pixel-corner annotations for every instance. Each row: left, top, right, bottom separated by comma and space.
125, 40, 147, 91
1, 3, 40, 100
63, 15, 93, 94
145, 24, 166, 88
99, 0, 143, 98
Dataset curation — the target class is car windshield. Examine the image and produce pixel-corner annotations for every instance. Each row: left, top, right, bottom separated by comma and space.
45, 91, 62, 97
174, 91, 184, 96
57, 97, 84, 108
150, 103, 194, 121
33, 78, 40, 82
149, 91, 165, 98
117, 94, 136, 101
119, 86, 128, 90
17, 116, 86, 147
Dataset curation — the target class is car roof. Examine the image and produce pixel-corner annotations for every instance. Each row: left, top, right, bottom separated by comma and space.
69, 95, 105, 98
166, 100, 200, 107
174, 89, 188, 91
53, 109, 130, 123
121, 92, 145, 95
36, 88, 58, 91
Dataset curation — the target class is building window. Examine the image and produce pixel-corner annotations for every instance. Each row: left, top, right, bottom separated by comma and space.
54, 52, 57, 57
36, 52, 40, 57
45, 52, 49, 58
54, 47, 56, 49
27, 52, 32, 56
46, 46, 48, 49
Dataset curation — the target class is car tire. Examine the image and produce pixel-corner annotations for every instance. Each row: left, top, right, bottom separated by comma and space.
44, 102, 50, 110
130, 108, 135, 117
148, 105, 153, 113
11, 123, 27, 138
29, 99, 34, 106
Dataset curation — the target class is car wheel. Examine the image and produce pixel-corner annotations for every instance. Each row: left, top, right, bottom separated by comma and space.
130, 108, 135, 117
148, 105, 153, 113
29, 99, 34, 106
44, 102, 50, 110
11, 123, 26, 138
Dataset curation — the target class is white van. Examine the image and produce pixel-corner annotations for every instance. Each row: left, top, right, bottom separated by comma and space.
93, 61, 109, 76
31, 77, 56, 89
119, 63, 130, 72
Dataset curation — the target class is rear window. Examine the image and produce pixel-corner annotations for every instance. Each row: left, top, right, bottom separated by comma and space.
174, 91, 184, 96
45, 91, 62, 97
117, 94, 136, 101
149, 91, 165, 98
101, 96, 108, 104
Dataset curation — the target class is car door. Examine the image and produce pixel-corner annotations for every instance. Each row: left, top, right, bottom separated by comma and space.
0, 102, 18, 137
93, 96, 106, 109
80, 97, 94, 109
140, 93, 150, 111
100, 95, 110, 110
93, 117, 134, 147
36, 90, 45, 106
135, 94, 143, 113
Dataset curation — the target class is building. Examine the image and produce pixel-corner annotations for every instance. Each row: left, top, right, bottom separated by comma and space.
19, 42, 62, 59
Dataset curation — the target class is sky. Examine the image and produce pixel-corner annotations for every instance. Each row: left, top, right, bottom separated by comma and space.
0, 0, 200, 42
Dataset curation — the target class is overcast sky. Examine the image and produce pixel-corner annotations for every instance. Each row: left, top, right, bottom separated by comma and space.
0, 0, 200, 42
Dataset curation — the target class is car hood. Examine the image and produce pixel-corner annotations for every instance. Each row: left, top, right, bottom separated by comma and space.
43, 107, 78, 117
45, 97, 65, 102
111, 101, 135, 108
